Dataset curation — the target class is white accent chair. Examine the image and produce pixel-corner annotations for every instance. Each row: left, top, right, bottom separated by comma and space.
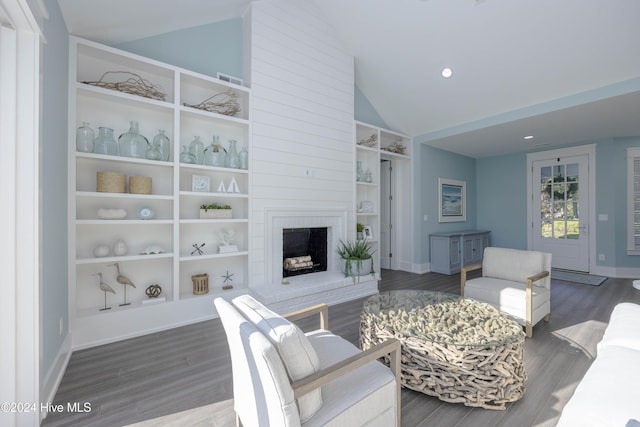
461, 247, 552, 338
214, 295, 401, 427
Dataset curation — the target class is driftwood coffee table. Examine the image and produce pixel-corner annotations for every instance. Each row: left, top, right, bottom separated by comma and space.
359, 290, 526, 410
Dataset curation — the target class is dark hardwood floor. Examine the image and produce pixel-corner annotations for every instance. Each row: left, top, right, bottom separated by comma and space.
42, 270, 640, 427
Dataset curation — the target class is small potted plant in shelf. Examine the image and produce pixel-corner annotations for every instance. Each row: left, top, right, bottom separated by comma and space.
337, 238, 375, 283
356, 223, 365, 240
199, 202, 232, 219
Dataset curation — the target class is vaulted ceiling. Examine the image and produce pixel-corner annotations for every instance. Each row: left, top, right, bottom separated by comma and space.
57, 0, 640, 158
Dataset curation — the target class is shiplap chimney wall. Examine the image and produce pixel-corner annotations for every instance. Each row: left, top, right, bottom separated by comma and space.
247, 0, 355, 285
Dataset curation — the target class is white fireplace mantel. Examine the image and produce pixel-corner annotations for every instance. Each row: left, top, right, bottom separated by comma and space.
265, 207, 348, 284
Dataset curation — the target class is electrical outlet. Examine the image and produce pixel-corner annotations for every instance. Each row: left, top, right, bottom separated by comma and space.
598, 254, 605, 261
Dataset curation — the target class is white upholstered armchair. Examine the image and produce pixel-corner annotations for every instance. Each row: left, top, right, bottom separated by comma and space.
461, 247, 552, 338
214, 295, 401, 426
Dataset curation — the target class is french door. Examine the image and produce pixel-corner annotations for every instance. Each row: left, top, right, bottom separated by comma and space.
531, 153, 590, 271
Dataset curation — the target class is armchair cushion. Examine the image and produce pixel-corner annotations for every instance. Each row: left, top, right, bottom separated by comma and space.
483, 247, 549, 288
303, 330, 397, 427
463, 277, 551, 324
232, 295, 322, 422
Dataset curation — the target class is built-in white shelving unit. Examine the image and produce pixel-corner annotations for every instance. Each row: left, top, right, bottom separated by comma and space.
68, 36, 251, 348
354, 121, 411, 273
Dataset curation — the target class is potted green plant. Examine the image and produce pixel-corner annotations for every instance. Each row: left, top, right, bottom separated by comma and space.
199, 202, 232, 219
337, 239, 375, 283
356, 223, 365, 240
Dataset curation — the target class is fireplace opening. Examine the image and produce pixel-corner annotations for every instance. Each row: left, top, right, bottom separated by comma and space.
283, 227, 328, 277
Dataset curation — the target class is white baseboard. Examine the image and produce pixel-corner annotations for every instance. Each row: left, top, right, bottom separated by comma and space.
589, 265, 640, 279
414, 262, 430, 274
40, 333, 72, 421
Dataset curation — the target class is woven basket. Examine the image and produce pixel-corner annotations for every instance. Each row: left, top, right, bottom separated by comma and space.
96, 171, 125, 193
192, 273, 209, 295
129, 176, 152, 194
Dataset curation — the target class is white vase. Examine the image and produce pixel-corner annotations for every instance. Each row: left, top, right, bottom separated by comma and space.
93, 244, 111, 258
113, 240, 128, 256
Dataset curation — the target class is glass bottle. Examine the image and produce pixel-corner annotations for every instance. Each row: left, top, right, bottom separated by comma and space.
204, 143, 215, 166
364, 168, 373, 183
93, 127, 118, 156
225, 139, 240, 168
204, 138, 221, 166
180, 145, 196, 164
118, 121, 148, 158
211, 136, 225, 167
188, 136, 205, 165
145, 141, 162, 161
239, 146, 248, 170
356, 161, 364, 182
76, 122, 94, 153
153, 130, 171, 161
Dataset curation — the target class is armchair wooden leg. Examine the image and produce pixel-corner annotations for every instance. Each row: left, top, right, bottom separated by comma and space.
544, 314, 550, 322
525, 323, 532, 338
236, 413, 242, 427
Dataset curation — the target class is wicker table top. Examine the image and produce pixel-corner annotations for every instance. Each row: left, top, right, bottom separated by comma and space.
361, 290, 524, 347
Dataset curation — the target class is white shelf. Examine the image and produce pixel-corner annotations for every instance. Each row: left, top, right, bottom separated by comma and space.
76, 191, 174, 200
76, 219, 173, 225
179, 191, 248, 198
179, 163, 249, 174
76, 252, 174, 265
179, 104, 250, 126
380, 150, 410, 160
76, 82, 174, 111
179, 251, 249, 262
179, 218, 248, 224
76, 151, 174, 168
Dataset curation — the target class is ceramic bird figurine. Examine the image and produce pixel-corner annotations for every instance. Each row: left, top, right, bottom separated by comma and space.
93, 272, 115, 311
108, 262, 136, 306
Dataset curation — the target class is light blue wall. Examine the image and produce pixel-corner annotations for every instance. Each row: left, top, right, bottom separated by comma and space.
476, 152, 528, 249
115, 19, 243, 79
355, 85, 389, 129
413, 142, 477, 265
41, 0, 69, 379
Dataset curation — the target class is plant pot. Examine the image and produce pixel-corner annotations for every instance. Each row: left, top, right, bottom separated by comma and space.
340, 257, 373, 278
199, 208, 232, 219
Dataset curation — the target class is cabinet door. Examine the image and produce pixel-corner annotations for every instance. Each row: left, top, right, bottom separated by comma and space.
481, 234, 490, 257
449, 237, 461, 272
462, 236, 475, 265
463, 234, 485, 266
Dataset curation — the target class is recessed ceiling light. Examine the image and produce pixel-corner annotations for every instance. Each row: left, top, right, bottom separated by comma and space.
441, 68, 453, 78
524, 135, 534, 140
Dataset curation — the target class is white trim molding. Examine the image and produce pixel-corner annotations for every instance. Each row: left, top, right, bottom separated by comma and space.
0, 1, 41, 425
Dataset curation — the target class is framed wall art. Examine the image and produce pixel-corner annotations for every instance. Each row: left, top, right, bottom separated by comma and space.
438, 178, 466, 222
